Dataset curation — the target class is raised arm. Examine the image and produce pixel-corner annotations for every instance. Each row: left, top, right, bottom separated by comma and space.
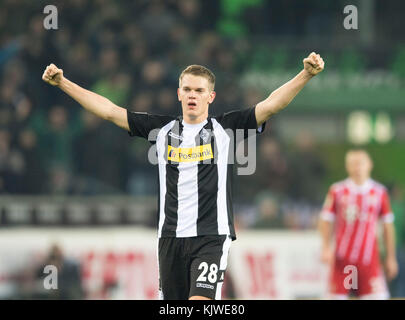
255, 52, 325, 126
42, 64, 129, 131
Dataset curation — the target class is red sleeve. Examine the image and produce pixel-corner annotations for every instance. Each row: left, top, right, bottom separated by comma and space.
320, 187, 337, 221
380, 189, 394, 223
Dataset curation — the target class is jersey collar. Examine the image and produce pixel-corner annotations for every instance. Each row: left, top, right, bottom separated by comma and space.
347, 178, 373, 193
177, 116, 212, 130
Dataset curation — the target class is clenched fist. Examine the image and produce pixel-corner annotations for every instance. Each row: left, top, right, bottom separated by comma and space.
42, 63, 64, 86
303, 52, 325, 76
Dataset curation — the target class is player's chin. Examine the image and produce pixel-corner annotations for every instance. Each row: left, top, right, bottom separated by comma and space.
185, 108, 199, 117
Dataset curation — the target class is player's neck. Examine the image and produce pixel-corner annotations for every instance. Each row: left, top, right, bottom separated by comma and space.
183, 114, 208, 125
349, 177, 370, 186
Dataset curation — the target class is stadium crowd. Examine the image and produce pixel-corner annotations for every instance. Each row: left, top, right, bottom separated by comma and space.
0, 0, 404, 231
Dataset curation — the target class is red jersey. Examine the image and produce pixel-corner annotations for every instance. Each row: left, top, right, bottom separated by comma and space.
320, 178, 394, 266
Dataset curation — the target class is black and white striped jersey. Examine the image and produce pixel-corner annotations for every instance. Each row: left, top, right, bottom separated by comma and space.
127, 106, 265, 240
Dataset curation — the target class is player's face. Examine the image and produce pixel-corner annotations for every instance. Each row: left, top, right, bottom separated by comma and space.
178, 74, 216, 123
345, 152, 373, 183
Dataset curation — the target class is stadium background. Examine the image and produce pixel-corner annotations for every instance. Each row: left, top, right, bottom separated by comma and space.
0, 0, 404, 299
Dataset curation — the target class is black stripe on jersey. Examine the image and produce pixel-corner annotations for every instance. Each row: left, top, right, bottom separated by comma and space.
226, 164, 236, 240
196, 119, 219, 235
161, 120, 183, 237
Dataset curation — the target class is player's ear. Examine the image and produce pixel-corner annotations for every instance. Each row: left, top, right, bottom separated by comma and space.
369, 158, 374, 171
177, 88, 181, 101
344, 160, 350, 174
208, 91, 216, 104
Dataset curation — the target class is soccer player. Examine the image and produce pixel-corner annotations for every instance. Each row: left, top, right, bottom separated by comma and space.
319, 149, 398, 299
42, 52, 324, 300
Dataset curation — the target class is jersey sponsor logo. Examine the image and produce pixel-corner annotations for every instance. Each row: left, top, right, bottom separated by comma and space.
196, 283, 215, 290
168, 132, 183, 141
368, 193, 379, 207
200, 128, 210, 143
344, 204, 358, 223
168, 144, 213, 163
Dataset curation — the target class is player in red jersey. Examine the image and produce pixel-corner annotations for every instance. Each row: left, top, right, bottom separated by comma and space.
319, 149, 398, 299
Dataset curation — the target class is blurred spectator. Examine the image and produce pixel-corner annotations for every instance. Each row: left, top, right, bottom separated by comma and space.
34, 244, 84, 299
282, 200, 320, 230
59, 0, 92, 36
0, 82, 17, 128
128, 40, 149, 77
242, 87, 262, 109
176, 0, 214, 34
138, 1, 176, 52
18, 129, 46, 193
251, 191, 284, 229
156, 87, 177, 114
288, 131, 326, 205
96, 47, 120, 78
66, 41, 95, 86
192, 32, 220, 67
256, 136, 290, 196
92, 71, 132, 108
126, 137, 158, 196
34, 105, 81, 176
140, 60, 169, 91
48, 164, 74, 195
0, 129, 25, 193
129, 91, 154, 113
73, 110, 127, 194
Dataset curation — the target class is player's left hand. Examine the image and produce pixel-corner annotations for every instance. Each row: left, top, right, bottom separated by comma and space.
303, 52, 325, 76
384, 256, 399, 281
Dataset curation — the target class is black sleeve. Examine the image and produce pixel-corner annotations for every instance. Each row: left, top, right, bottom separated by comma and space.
214, 106, 266, 137
127, 110, 175, 142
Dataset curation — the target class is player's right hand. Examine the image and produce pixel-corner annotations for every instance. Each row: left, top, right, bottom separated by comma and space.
42, 63, 63, 86
303, 52, 324, 76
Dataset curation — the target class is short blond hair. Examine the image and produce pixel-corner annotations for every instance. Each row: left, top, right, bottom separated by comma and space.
345, 149, 372, 163
179, 65, 215, 90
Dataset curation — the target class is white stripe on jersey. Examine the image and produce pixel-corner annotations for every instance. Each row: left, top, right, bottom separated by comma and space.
362, 209, 377, 265
176, 163, 199, 237
176, 121, 207, 237
157, 120, 176, 238
215, 236, 232, 300
156, 238, 164, 300
349, 190, 369, 263
337, 190, 356, 259
212, 119, 230, 235
362, 187, 383, 265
